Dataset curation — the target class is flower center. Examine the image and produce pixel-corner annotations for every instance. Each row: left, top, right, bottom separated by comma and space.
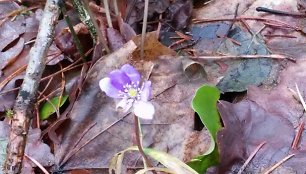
128, 88, 138, 97
121, 81, 141, 100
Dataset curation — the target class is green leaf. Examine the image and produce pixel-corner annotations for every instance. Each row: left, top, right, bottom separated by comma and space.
39, 95, 68, 120
188, 85, 222, 173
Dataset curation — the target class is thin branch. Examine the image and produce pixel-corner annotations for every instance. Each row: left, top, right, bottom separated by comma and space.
237, 142, 265, 174
24, 154, 50, 174
256, 7, 306, 17
37, 76, 53, 99
191, 54, 295, 62
193, 16, 302, 31
291, 122, 304, 150
140, 0, 149, 59
57, 63, 66, 109
263, 154, 295, 174
103, 0, 113, 28
4, 0, 60, 173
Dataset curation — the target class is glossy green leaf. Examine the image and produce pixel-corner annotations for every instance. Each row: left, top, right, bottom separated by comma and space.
188, 85, 222, 173
39, 95, 68, 120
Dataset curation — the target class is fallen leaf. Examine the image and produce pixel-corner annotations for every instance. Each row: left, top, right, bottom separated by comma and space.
132, 32, 176, 61
142, 147, 198, 174
25, 128, 55, 167
0, 34, 19, 51
117, 15, 136, 41
217, 100, 294, 173
0, 2, 20, 18
0, 120, 55, 173
106, 27, 125, 52
46, 43, 65, 65
110, 146, 198, 174
247, 59, 306, 128
0, 75, 22, 112
166, 0, 193, 30
0, 38, 24, 70
216, 27, 278, 92
181, 57, 207, 80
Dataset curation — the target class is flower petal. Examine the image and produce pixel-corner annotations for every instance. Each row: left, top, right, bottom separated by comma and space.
109, 69, 131, 91
133, 101, 155, 119
120, 64, 141, 83
116, 98, 134, 112
99, 77, 122, 98
140, 81, 152, 101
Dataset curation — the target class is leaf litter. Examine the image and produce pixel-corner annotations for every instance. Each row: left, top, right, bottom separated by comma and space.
0, 120, 54, 174
2, 0, 306, 173
53, 39, 210, 172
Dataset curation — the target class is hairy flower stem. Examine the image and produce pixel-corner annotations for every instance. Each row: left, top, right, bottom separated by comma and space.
112, 0, 119, 15
103, 0, 113, 28
133, 115, 153, 169
140, 0, 149, 59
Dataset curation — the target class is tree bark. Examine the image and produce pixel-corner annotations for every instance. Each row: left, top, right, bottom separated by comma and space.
4, 0, 60, 173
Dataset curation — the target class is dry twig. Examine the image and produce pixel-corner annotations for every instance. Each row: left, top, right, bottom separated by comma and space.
192, 54, 295, 62
291, 122, 304, 150
237, 142, 265, 174
263, 154, 295, 174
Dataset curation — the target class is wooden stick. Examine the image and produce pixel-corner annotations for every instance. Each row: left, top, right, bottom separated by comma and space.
192, 54, 295, 62
237, 142, 265, 174
291, 122, 304, 150
193, 16, 301, 31
263, 154, 295, 174
4, 0, 60, 173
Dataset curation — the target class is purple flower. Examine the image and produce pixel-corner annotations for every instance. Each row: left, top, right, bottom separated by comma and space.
99, 64, 155, 119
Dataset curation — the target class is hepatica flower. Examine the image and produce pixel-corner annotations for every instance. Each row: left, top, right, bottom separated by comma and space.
99, 64, 155, 119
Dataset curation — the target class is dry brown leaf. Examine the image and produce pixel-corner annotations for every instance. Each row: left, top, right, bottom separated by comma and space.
132, 32, 176, 61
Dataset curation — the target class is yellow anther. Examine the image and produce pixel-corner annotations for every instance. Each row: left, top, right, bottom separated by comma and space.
128, 88, 137, 97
